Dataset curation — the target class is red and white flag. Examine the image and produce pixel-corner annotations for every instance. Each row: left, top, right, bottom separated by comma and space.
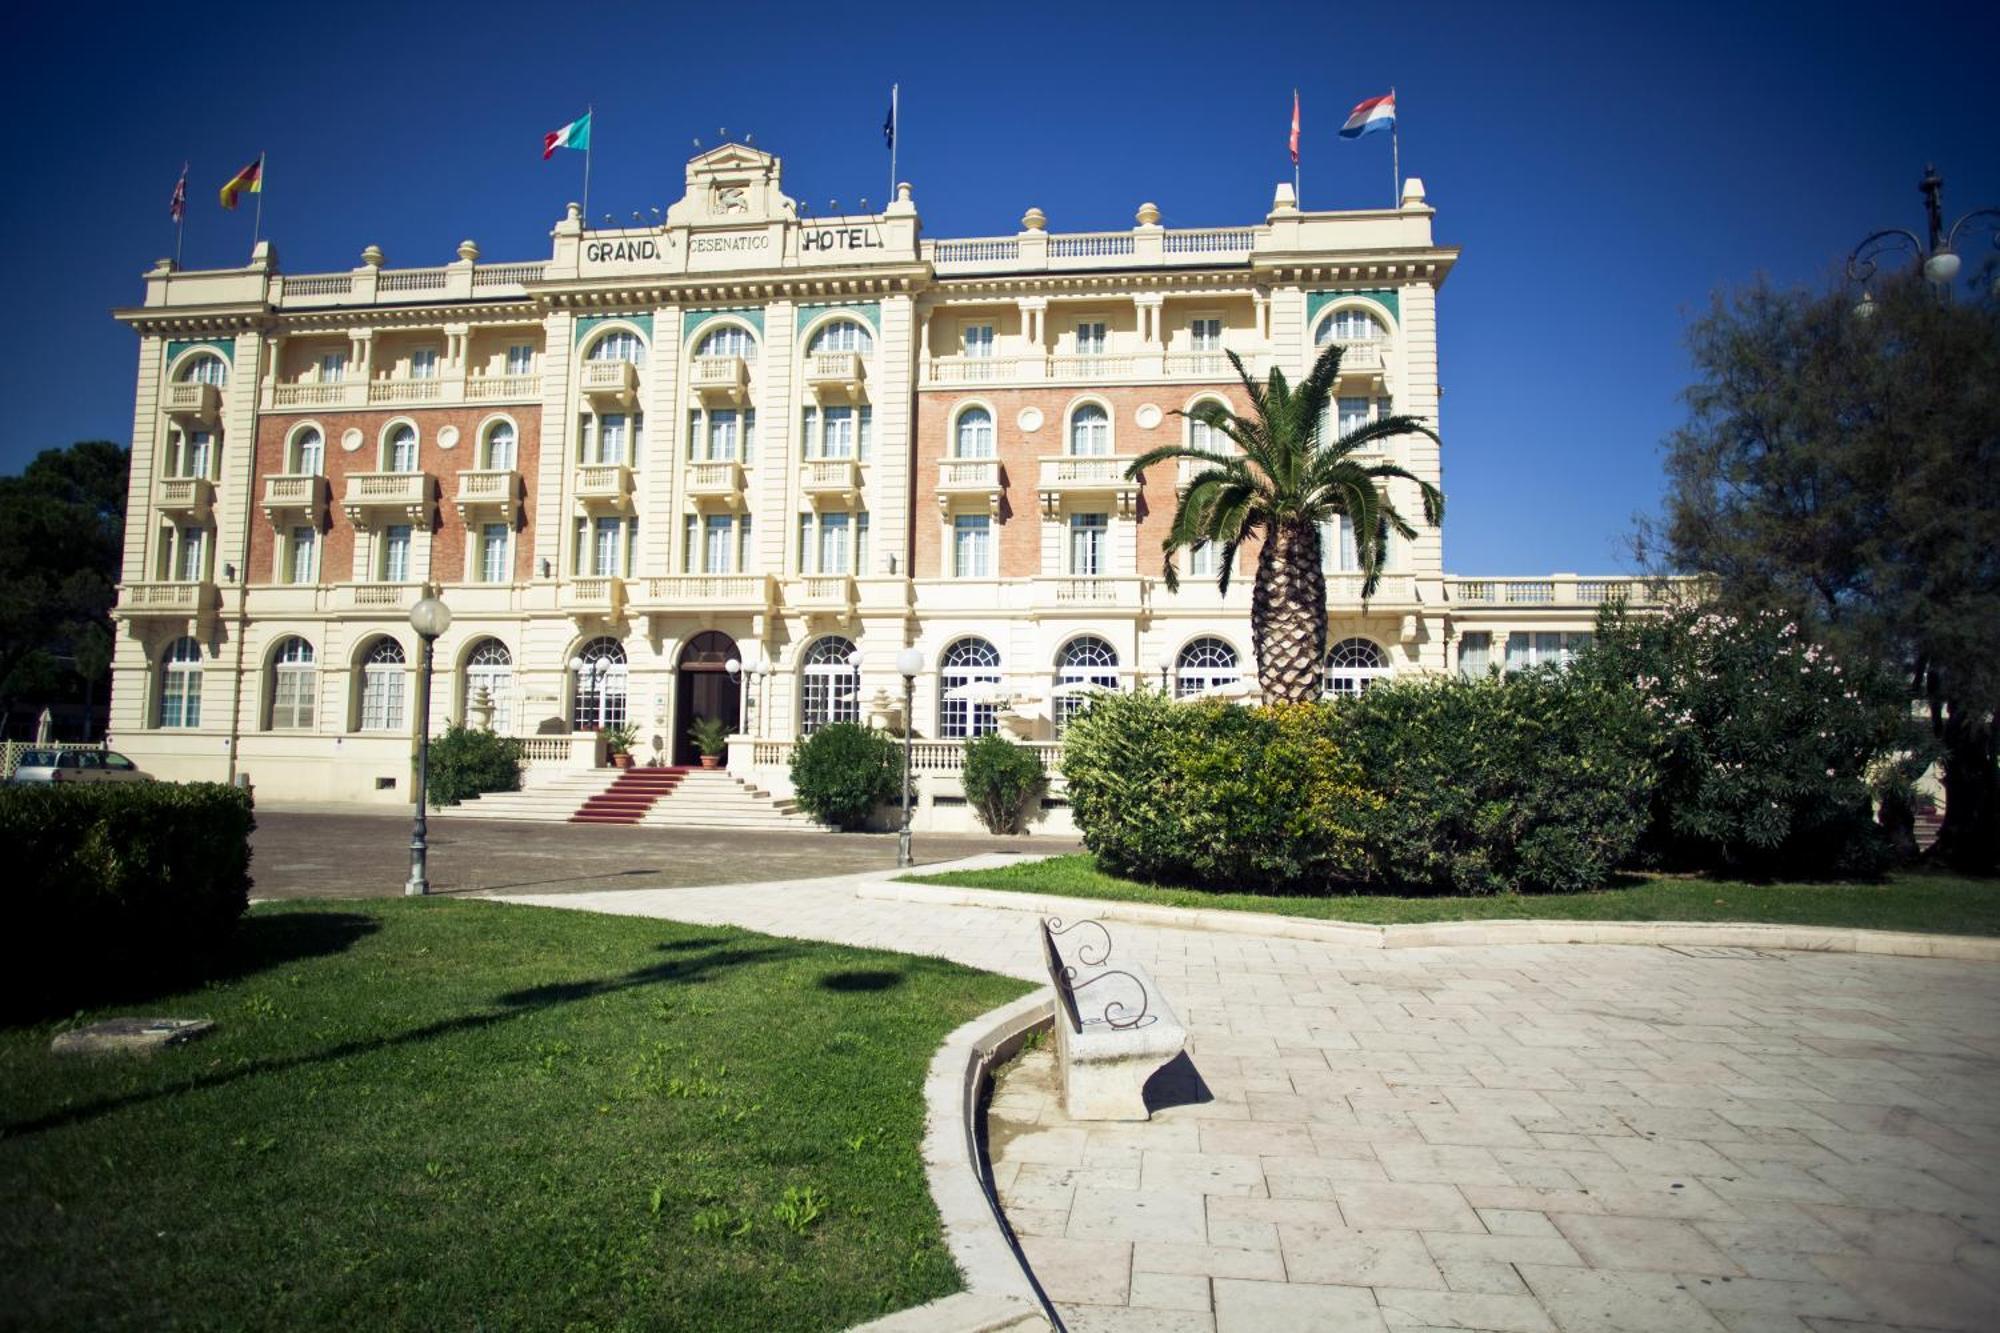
1289, 90, 1300, 166
169, 163, 188, 224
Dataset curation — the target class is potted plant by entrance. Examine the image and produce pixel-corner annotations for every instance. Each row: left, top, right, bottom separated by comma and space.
600, 722, 639, 769
687, 715, 730, 770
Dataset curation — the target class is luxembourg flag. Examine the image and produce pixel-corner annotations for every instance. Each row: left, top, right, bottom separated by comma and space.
1339, 91, 1396, 139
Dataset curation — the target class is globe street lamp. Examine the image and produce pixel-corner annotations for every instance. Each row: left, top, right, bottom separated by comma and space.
1847, 164, 2000, 316
895, 647, 924, 868
406, 595, 452, 896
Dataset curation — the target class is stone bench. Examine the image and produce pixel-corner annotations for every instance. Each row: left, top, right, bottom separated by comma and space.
1039, 917, 1186, 1121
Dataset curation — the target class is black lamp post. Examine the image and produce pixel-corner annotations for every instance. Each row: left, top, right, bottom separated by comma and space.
895, 647, 923, 867
406, 595, 452, 896
1847, 165, 2000, 317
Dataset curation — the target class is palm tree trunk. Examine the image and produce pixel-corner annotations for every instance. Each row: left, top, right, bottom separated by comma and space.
1251, 518, 1327, 702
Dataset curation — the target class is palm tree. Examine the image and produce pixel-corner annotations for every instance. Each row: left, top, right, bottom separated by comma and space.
1124, 343, 1444, 702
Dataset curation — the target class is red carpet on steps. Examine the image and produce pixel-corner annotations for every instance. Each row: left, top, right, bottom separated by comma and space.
569, 768, 688, 824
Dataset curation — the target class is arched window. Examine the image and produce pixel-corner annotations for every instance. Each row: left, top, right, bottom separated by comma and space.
570, 636, 627, 731
483, 420, 517, 470
1315, 308, 1387, 345
1187, 399, 1229, 457
1054, 636, 1119, 732
953, 406, 994, 459
463, 638, 514, 733
385, 424, 418, 473
1325, 637, 1391, 697
1068, 403, 1110, 456
587, 330, 646, 365
694, 325, 757, 361
176, 353, 228, 386
158, 636, 203, 728
267, 637, 316, 729
807, 320, 873, 355
1174, 636, 1240, 698
289, 426, 324, 475
799, 636, 860, 736
939, 637, 1002, 739
358, 638, 407, 731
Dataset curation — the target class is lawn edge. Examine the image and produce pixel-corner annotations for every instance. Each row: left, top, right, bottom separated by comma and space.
871, 878, 2000, 961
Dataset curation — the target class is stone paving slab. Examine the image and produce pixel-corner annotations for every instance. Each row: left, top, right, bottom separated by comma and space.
494, 864, 2000, 1333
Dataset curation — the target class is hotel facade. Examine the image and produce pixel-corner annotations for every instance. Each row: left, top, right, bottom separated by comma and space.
108, 144, 1648, 830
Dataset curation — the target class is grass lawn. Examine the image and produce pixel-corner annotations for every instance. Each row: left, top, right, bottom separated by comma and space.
0, 898, 1029, 1332
904, 854, 2000, 935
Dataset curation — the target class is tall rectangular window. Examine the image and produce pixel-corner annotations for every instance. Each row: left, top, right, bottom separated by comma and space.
288, 527, 317, 585
818, 512, 851, 575
857, 406, 872, 460
1336, 397, 1372, 436
1069, 513, 1107, 576
962, 324, 994, 357
801, 406, 818, 458
596, 414, 627, 466
1458, 632, 1492, 677
821, 407, 854, 458
952, 515, 991, 578
855, 511, 869, 575
176, 528, 206, 582
1188, 541, 1219, 579
702, 515, 733, 573
480, 523, 509, 583
708, 410, 739, 462
737, 514, 754, 572
382, 525, 412, 582
593, 517, 621, 576
185, 431, 214, 478
506, 344, 534, 375
1075, 322, 1106, 354
410, 347, 439, 380
1190, 318, 1222, 350
1320, 515, 1362, 573
683, 515, 699, 573
318, 352, 346, 383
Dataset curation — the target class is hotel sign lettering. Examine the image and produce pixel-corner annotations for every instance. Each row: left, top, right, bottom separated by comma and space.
584, 238, 668, 263
800, 227, 885, 253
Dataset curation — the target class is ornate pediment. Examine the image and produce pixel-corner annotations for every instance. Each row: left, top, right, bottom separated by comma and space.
667, 144, 794, 227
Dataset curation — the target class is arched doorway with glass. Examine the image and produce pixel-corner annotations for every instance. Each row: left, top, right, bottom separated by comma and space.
674, 630, 740, 766
570, 637, 627, 732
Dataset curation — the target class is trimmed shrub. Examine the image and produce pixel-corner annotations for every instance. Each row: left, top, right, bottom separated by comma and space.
1, 782, 254, 1019
1062, 691, 1375, 890
963, 734, 1045, 834
1583, 604, 1904, 877
1333, 670, 1657, 894
427, 724, 526, 808
790, 723, 901, 831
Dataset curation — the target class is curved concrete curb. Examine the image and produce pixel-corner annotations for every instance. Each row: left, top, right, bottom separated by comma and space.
861, 879, 2000, 962
846, 990, 1057, 1333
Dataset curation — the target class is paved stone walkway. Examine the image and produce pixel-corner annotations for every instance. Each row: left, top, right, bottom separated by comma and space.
496, 866, 2000, 1333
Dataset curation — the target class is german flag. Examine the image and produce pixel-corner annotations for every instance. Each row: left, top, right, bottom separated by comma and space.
219, 156, 262, 210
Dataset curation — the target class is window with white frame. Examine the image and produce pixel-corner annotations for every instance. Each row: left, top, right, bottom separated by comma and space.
174, 526, 207, 582
286, 526, 318, 585
797, 511, 867, 575
1054, 635, 1119, 732
571, 636, 627, 730
1187, 540, 1220, 579
410, 347, 439, 380
464, 638, 514, 733
1325, 637, 1391, 697
572, 515, 634, 577
1174, 636, 1240, 698
358, 638, 406, 731
1069, 512, 1107, 575
479, 523, 510, 583
939, 637, 1002, 738
316, 351, 347, 383
588, 330, 645, 364
506, 343, 535, 375
172, 429, 214, 479
1505, 632, 1593, 671
158, 635, 203, 728
1336, 396, 1373, 436
694, 325, 756, 360
1068, 404, 1110, 455
1457, 632, 1492, 677
702, 514, 734, 573
952, 514, 991, 577
1319, 515, 1362, 573
682, 514, 749, 574
290, 427, 323, 475
386, 424, 418, 473
1188, 404, 1228, 458
267, 636, 316, 729
954, 407, 994, 458
1189, 318, 1222, 351
586, 412, 641, 466
177, 353, 228, 385
961, 324, 994, 357
820, 406, 855, 458
380, 525, 413, 582
807, 320, 872, 355
1315, 308, 1387, 344
1074, 322, 1107, 355
799, 635, 860, 734
484, 421, 517, 470
686, 407, 751, 462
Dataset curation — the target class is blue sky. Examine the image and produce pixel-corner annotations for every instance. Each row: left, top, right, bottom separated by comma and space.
2, 0, 1993, 574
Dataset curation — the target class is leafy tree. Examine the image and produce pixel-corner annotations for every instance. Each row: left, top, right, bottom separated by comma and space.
1641, 277, 2000, 872
1125, 345, 1443, 702
0, 441, 128, 736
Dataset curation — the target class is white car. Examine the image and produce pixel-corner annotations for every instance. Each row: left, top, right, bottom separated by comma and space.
8, 749, 153, 784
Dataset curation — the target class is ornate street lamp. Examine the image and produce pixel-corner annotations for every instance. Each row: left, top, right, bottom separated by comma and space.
406, 595, 452, 896
1847, 164, 2000, 317
895, 647, 924, 867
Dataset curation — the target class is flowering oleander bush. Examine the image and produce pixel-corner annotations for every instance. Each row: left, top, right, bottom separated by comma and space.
1583, 605, 1905, 876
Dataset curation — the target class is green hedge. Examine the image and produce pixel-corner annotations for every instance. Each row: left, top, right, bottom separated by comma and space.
1, 782, 254, 1019
962, 734, 1045, 834
789, 723, 901, 831
427, 724, 526, 809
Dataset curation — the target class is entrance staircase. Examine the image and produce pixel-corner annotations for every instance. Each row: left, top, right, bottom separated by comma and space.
435, 764, 813, 831
638, 767, 812, 831
571, 768, 686, 825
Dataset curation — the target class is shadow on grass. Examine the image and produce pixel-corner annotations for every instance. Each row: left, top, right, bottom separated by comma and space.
5, 936, 800, 1140
817, 969, 906, 993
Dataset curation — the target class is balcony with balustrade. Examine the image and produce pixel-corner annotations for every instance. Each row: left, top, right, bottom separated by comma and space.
1323, 338, 1391, 389
155, 477, 214, 523
580, 359, 638, 407
685, 460, 746, 508
269, 379, 358, 410
335, 582, 431, 615
935, 458, 1003, 514
1037, 454, 1141, 517
791, 574, 857, 616
466, 372, 539, 402
804, 351, 866, 400
690, 355, 749, 404
562, 576, 627, 622
1325, 572, 1420, 607
260, 473, 330, 528
1030, 576, 1146, 618
115, 580, 219, 620
572, 463, 633, 512
340, 471, 434, 527
453, 468, 523, 522
630, 573, 777, 617
1446, 574, 1684, 610
799, 458, 861, 506
162, 381, 219, 426
921, 350, 1270, 387
923, 355, 1026, 386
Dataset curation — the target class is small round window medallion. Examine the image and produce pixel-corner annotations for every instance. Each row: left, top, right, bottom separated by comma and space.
1017, 407, 1044, 433
1135, 403, 1163, 429
339, 428, 363, 454
436, 425, 460, 450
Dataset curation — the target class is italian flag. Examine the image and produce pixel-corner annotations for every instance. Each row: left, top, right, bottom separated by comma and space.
543, 111, 592, 160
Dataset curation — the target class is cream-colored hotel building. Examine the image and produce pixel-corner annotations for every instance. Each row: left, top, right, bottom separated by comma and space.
109, 144, 1647, 830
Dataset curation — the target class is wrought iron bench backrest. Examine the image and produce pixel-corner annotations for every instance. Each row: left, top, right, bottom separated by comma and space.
1039, 916, 1152, 1033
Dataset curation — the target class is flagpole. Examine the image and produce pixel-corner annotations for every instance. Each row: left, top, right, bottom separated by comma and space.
1293, 88, 1301, 206
175, 162, 188, 267
1389, 87, 1400, 206
252, 153, 265, 248
582, 105, 594, 224
888, 83, 899, 205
